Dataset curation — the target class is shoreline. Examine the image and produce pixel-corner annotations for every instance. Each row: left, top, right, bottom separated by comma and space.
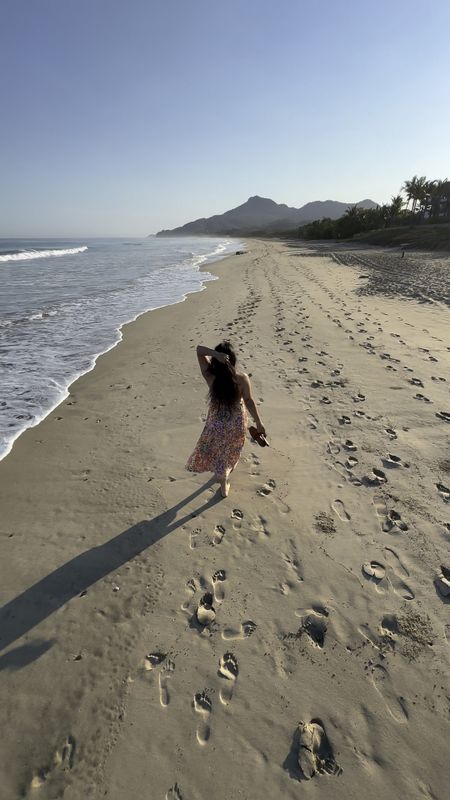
1, 239, 449, 799
0, 244, 239, 463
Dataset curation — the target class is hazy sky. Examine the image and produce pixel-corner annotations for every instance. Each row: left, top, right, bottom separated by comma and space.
1, 0, 449, 237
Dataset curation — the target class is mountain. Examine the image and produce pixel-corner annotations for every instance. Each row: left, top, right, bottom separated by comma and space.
154, 196, 378, 237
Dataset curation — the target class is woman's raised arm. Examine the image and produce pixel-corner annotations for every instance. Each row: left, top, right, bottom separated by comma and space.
196, 344, 228, 383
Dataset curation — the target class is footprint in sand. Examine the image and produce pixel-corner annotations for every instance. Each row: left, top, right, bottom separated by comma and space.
212, 524, 225, 545
365, 467, 387, 486
249, 514, 270, 538
362, 561, 386, 586
189, 530, 198, 549
196, 593, 216, 627
301, 611, 328, 648
384, 547, 414, 599
144, 652, 166, 671
297, 719, 341, 779
247, 451, 261, 474
258, 478, 276, 496
30, 736, 77, 789
386, 509, 408, 532
380, 613, 399, 641
345, 456, 358, 469
189, 528, 202, 549
332, 499, 351, 522
327, 440, 341, 455
181, 578, 197, 612
343, 439, 357, 451
414, 393, 432, 403
194, 691, 212, 744
222, 620, 257, 640
436, 483, 450, 502
436, 411, 450, 423
371, 664, 408, 723
283, 548, 303, 584
212, 570, 227, 603
231, 508, 244, 528
307, 414, 318, 429
166, 784, 184, 800
338, 415, 351, 425
436, 566, 450, 598
218, 652, 239, 704
382, 453, 409, 469
258, 481, 290, 514
159, 660, 175, 707
384, 548, 408, 576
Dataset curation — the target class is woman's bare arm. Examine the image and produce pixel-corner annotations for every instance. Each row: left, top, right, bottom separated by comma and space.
196, 345, 228, 384
240, 374, 265, 433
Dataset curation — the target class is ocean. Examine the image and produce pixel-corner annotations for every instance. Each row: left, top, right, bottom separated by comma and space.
0, 236, 240, 461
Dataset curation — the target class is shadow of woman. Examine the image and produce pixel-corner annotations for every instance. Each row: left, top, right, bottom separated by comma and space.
0, 478, 220, 659
0, 639, 56, 672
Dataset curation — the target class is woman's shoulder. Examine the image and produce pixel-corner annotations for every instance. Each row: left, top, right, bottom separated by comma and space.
235, 371, 251, 394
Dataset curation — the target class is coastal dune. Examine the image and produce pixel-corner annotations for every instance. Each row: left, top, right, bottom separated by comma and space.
1, 240, 449, 799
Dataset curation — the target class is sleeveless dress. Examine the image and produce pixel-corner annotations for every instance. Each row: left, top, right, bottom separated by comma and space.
186, 399, 247, 476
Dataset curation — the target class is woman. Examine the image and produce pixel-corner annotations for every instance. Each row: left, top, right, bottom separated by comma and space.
186, 341, 265, 497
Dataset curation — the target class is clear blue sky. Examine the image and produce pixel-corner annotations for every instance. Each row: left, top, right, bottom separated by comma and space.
1, 0, 449, 236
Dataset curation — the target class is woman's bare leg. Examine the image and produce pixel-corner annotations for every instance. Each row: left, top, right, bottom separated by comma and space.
219, 469, 231, 497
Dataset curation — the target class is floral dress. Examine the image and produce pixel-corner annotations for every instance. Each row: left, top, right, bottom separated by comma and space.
186, 399, 247, 476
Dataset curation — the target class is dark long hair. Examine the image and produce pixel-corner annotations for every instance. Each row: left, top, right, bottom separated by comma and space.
208, 341, 240, 410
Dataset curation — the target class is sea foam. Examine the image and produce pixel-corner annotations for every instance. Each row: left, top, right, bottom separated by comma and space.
0, 236, 240, 460
0, 246, 88, 263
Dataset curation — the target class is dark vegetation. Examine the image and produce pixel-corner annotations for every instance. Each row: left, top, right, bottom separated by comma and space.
296, 176, 450, 250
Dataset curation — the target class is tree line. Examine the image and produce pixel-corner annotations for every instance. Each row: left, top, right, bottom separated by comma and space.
299, 175, 450, 240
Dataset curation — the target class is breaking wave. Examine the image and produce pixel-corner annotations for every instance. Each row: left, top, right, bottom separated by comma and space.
0, 246, 88, 263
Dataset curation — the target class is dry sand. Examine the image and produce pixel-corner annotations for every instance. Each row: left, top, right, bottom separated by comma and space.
0, 239, 449, 799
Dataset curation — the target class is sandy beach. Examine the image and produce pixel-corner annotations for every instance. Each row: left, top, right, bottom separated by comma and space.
1, 239, 450, 800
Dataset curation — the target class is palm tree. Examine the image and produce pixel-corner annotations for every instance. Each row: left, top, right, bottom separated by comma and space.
414, 176, 428, 215
402, 177, 415, 211
430, 179, 450, 217
439, 180, 450, 217
402, 175, 427, 214
344, 204, 361, 219
378, 204, 390, 228
390, 194, 404, 218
